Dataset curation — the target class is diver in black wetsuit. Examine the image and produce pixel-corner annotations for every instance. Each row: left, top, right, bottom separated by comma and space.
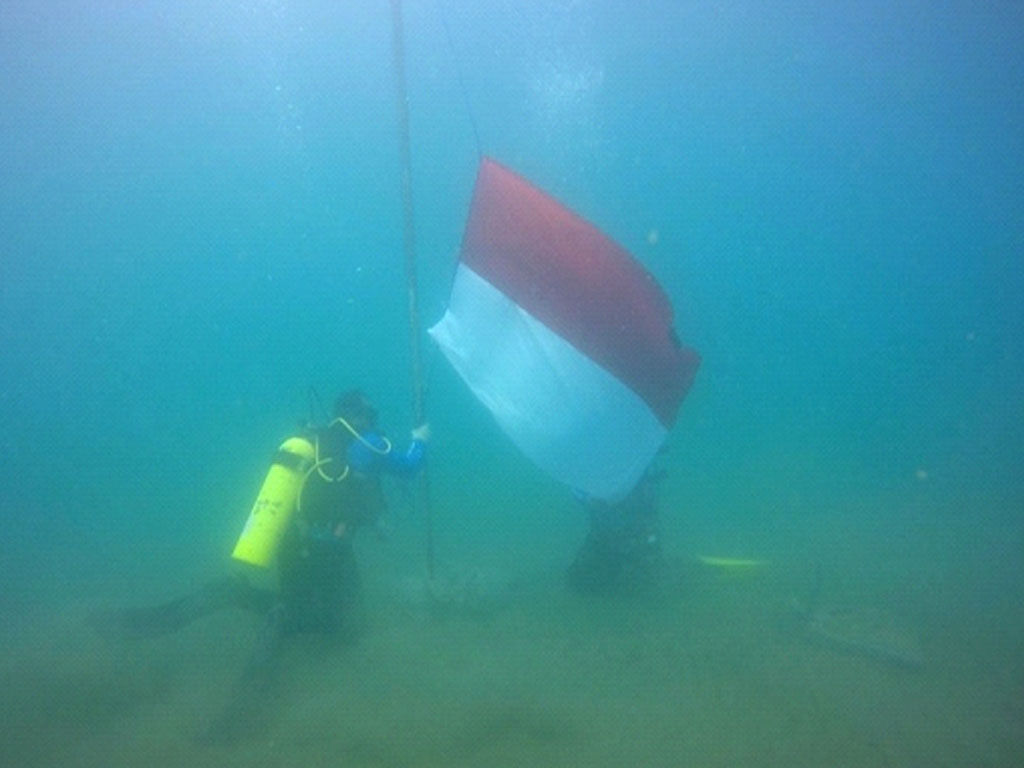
565, 467, 664, 595
91, 389, 427, 742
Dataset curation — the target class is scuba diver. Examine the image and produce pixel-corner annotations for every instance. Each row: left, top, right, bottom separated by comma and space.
565, 466, 665, 595
90, 389, 428, 742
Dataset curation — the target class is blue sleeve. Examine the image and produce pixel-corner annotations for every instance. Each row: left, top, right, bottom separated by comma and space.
347, 432, 425, 477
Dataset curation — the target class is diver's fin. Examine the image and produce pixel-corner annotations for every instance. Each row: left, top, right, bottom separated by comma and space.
88, 576, 269, 642
195, 602, 288, 746
695, 554, 770, 568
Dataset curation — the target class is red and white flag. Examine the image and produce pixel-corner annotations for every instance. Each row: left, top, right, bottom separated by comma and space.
429, 158, 700, 501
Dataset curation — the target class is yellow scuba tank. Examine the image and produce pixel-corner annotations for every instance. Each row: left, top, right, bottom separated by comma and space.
231, 436, 315, 568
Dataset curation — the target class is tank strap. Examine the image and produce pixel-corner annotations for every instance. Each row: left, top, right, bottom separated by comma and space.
272, 447, 312, 472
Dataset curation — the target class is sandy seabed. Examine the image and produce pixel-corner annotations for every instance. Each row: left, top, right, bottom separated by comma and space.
2, 508, 1021, 768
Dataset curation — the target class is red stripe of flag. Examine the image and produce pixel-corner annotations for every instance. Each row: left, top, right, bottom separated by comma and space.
460, 157, 700, 427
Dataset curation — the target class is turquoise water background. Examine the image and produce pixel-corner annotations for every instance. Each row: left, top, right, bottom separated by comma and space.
1, 2, 1022, 766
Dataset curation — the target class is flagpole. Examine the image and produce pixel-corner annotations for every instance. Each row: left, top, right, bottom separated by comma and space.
389, 0, 434, 579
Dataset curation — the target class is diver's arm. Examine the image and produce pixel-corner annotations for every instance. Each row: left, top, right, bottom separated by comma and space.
377, 427, 426, 476
347, 429, 427, 476
385, 438, 426, 475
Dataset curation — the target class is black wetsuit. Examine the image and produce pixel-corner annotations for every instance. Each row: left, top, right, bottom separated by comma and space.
566, 470, 664, 595
96, 422, 420, 741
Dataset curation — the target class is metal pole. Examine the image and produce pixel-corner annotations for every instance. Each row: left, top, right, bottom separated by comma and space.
389, 0, 434, 578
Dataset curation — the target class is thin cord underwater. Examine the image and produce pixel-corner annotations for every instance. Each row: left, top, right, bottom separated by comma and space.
414, 0, 488, 421
435, 0, 483, 162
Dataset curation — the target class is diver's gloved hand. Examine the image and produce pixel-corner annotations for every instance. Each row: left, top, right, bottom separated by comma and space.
411, 423, 431, 442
